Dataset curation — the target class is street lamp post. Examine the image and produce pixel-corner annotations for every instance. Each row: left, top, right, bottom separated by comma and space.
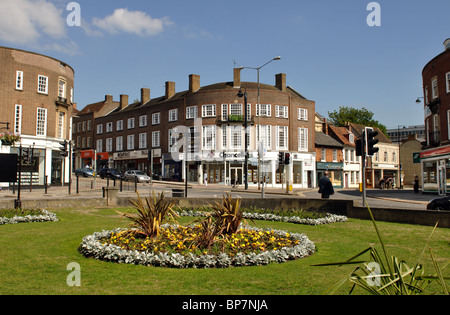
239, 56, 281, 198
237, 89, 249, 190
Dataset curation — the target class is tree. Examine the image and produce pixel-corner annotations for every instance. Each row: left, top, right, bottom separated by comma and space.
327, 106, 387, 135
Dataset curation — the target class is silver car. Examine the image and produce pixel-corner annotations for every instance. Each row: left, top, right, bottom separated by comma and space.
124, 170, 151, 183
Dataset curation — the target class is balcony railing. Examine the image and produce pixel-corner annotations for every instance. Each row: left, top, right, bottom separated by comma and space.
428, 131, 441, 147
216, 115, 255, 125
55, 96, 69, 108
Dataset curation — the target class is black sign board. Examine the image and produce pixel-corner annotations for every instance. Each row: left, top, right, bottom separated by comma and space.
0, 154, 18, 182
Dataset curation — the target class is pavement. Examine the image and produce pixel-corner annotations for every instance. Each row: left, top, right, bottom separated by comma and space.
0, 178, 437, 207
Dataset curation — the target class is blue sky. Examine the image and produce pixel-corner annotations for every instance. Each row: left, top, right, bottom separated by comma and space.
1, 0, 450, 129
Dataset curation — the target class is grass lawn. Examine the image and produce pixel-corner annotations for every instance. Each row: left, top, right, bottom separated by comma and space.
0, 207, 449, 295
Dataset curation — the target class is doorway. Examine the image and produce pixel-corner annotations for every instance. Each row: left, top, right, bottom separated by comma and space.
230, 167, 243, 187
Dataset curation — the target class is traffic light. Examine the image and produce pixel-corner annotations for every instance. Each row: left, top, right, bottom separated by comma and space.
355, 138, 363, 156
365, 127, 379, 156
284, 152, 291, 165
60, 140, 68, 157
278, 152, 285, 165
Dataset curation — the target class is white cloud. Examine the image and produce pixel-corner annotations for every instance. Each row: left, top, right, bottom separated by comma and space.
92, 8, 173, 37
0, 0, 67, 44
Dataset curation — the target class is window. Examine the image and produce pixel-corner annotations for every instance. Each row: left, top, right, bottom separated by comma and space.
16, 71, 23, 90
384, 151, 388, 162
127, 135, 135, 150
58, 111, 65, 139
116, 136, 123, 151
58, 79, 66, 99
117, 120, 123, 131
392, 152, 396, 164
425, 86, 429, 104
276, 126, 288, 150
332, 149, 337, 162
298, 127, 308, 152
432, 78, 438, 99
186, 106, 197, 119
87, 137, 91, 148
96, 139, 102, 152
202, 104, 216, 117
106, 122, 113, 133
14, 105, 22, 134
82, 121, 86, 131
321, 148, 326, 162
70, 88, 74, 103
139, 133, 147, 149
168, 129, 178, 152
230, 125, 242, 149
169, 109, 178, 122
222, 126, 227, 149
448, 110, 450, 140
152, 131, 160, 147
257, 125, 271, 150
221, 104, 228, 121
38, 75, 48, 94
77, 122, 81, 132
139, 115, 147, 127
87, 120, 92, 131
106, 138, 112, 152
127, 117, 135, 129
202, 125, 216, 150
36, 108, 47, 136
275, 105, 288, 118
446, 72, 450, 94
230, 103, 242, 116
97, 124, 103, 135
256, 104, 271, 117
152, 112, 160, 125
298, 108, 308, 121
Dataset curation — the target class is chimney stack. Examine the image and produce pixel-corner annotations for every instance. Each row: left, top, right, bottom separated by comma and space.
141, 88, 150, 104
105, 95, 113, 103
275, 73, 286, 92
165, 81, 175, 99
233, 68, 241, 88
120, 94, 128, 110
189, 74, 200, 93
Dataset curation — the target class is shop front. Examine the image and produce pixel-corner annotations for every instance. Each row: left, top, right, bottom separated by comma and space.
420, 145, 450, 195
113, 150, 150, 174
316, 161, 343, 188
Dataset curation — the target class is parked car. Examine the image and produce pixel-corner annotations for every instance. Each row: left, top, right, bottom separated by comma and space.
75, 168, 95, 177
124, 170, 151, 183
99, 168, 123, 180
426, 196, 450, 211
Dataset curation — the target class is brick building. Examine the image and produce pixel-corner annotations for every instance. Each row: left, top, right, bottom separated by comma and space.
73, 69, 317, 188
0, 46, 74, 186
419, 39, 450, 194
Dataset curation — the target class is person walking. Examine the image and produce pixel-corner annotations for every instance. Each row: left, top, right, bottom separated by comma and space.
414, 175, 419, 194
203, 172, 208, 186
318, 171, 334, 199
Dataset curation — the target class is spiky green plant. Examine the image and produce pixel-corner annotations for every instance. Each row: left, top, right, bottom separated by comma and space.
211, 193, 251, 236
314, 202, 449, 295
122, 191, 179, 238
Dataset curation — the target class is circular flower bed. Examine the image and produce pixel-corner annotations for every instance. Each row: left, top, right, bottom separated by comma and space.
79, 225, 316, 269
177, 209, 348, 226
0, 209, 58, 225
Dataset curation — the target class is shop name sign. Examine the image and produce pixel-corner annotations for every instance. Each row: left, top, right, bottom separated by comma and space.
114, 150, 148, 161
